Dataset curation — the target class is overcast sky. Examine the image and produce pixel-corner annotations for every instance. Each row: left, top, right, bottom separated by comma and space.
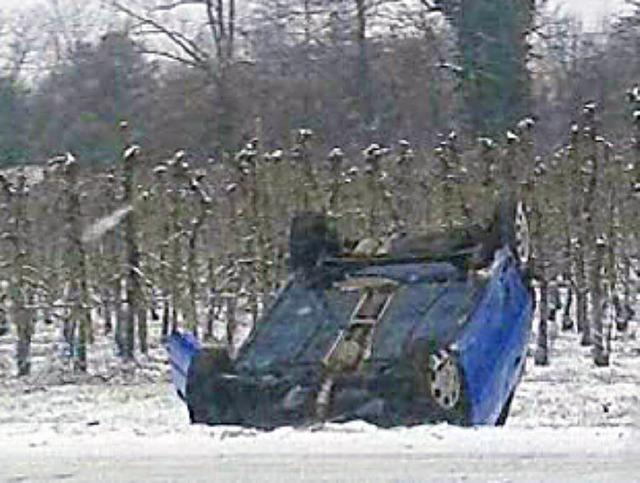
549, 0, 630, 29
0, 0, 632, 31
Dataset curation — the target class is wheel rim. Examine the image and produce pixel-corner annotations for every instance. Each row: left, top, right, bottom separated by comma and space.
514, 201, 530, 266
429, 352, 461, 411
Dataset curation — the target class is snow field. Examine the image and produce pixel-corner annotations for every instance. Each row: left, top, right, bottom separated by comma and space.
0, 292, 638, 481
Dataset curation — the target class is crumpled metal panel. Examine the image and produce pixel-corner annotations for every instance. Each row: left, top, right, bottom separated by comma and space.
173, 253, 533, 428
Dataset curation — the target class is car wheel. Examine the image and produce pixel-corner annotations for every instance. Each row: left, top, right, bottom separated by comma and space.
498, 195, 531, 269
428, 350, 467, 423
289, 212, 339, 273
409, 340, 468, 424
496, 389, 515, 426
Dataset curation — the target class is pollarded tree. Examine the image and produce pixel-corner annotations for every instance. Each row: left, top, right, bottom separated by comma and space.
60, 154, 92, 372
120, 125, 142, 360
4, 172, 36, 376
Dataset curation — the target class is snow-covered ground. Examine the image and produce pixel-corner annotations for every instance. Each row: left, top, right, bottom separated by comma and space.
1, 421, 638, 482
1, 319, 639, 481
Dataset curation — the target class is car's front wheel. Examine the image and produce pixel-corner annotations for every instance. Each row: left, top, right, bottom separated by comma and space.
497, 195, 531, 270
429, 351, 462, 413
430, 351, 469, 424
411, 342, 468, 424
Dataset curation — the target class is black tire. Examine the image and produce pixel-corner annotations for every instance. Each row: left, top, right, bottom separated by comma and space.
289, 212, 339, 273
496, 389, 515, 426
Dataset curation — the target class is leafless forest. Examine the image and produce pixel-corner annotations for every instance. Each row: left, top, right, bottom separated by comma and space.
0, 0, 638, 378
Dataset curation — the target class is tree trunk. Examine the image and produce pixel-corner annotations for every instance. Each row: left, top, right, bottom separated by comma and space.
580, 103, 600, 348
103, 288, 113, 335
615, 257, 633, 333
11, 175, 34, 376
114, 278, 125, 355
74, 277, 91, 373
162, 300, 171, 339
355, 0, 372, 129
327, 149, 343, 215
534, 273, 549, 366
0, 306, 8, 337
574, 245, 591, 346
121, 136, 141, 360
138, 307, 148, 355
226, 295, 237, 352
64, 157, 91, 372
592, 239, 608, 366
186, 233, 200, 338
168, 152, 186, 335
15, 304, 32, 377
561, 283, 574, 331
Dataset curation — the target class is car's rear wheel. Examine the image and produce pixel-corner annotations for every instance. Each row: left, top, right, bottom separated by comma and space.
497, 195, 531, 270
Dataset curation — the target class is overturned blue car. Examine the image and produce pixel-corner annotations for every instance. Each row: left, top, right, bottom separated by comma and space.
169, 196, 534, 428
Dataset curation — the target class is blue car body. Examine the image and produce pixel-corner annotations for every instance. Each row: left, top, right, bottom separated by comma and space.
168, 242, 534, 428
168, 331, 200, 401
454, 249, 533, 424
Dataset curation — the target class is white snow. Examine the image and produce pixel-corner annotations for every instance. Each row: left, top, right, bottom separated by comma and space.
81, 204, 133, 244
124, 145, 141, 160
1, 307, 639, 480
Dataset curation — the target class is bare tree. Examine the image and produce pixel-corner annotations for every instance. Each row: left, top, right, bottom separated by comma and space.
110, 0, 238, 151
121, 125, 142, 360
591, 237, 609, 366
9, 174, 34, 376
61, 155, 92, 372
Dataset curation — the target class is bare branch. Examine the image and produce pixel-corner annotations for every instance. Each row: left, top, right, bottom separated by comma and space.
134, 47, 204, 69
152, 0, 207, 12
418, 0, 440, 11
217, 0, 226, 41
111, 1, 210, 70
228, 0, 235, 59
204, 0, 222, 60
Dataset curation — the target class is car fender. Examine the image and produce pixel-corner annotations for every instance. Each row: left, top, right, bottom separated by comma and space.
455, 249, 533, 424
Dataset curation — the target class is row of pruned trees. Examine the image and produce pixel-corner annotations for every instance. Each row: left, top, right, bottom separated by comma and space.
531, 96, 639, 367
0, 98, 638, 376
